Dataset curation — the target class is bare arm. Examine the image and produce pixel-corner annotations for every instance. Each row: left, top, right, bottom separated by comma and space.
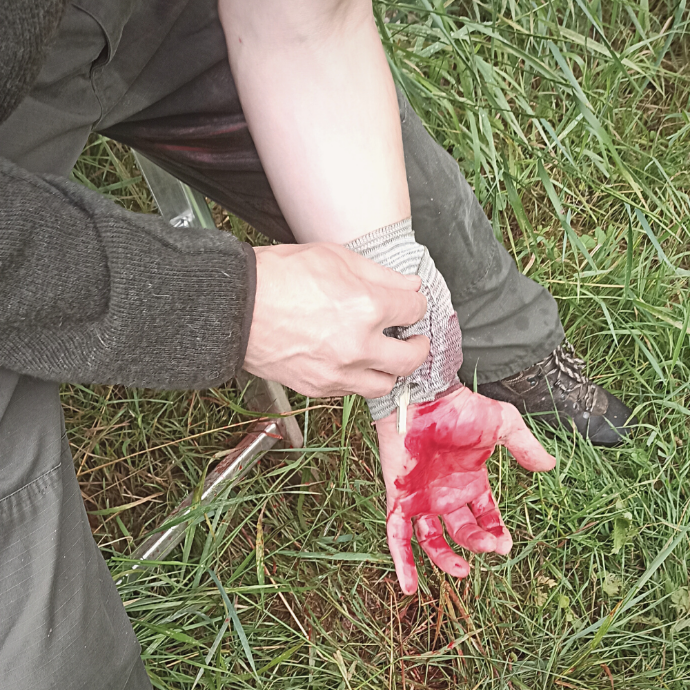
215, 4, 554, 601
218, 0, 410, 244
218, 0, 428, 399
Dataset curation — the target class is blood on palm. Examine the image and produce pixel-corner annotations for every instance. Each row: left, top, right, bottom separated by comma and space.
397, 393, 503, 498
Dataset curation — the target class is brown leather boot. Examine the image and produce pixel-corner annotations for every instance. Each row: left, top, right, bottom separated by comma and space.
478, 342, 636, 447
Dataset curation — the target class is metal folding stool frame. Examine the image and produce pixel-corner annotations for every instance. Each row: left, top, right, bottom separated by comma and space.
125, 152, 303, 575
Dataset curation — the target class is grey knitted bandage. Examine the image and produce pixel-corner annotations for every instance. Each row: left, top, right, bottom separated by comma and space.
346, 218, 463, 423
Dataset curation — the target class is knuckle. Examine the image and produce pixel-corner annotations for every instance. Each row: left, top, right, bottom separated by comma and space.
312, 244, 347, 275
395, 357, 418, 378
308, 368, 346, 398
339, 339, 366, 368
358, 289, 384, 324
302, 379, 330, 399
369, 378, 396, 399
403, 359, 423, 378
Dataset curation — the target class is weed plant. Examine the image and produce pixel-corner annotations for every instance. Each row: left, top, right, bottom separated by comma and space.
66, 1, 690, 688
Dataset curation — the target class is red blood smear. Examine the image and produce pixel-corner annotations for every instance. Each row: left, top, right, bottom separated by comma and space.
398, 393, 502, 495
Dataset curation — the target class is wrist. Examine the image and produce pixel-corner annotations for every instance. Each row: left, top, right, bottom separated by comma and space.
346, 219, 463, 422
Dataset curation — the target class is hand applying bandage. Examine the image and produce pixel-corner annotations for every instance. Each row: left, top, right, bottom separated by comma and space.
346, 219, 556, 594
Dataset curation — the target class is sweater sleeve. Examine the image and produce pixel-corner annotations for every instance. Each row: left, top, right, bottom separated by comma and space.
0, 156, 256, 389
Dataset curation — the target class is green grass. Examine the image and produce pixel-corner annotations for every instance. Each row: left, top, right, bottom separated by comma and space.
66, 2, 690, 688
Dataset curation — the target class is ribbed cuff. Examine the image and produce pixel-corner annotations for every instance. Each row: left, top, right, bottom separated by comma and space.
345, 218, 413, 254
346, 218, 463, 421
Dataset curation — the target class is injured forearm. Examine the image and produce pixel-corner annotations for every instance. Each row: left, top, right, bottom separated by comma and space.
219, 1, 462, 417
219, 0, 410, 244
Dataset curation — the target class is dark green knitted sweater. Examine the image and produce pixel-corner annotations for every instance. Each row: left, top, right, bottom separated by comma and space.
0, 1, 257, 389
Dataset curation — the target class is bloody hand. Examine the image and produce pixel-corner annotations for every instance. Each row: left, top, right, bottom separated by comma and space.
375, 386, 556, 594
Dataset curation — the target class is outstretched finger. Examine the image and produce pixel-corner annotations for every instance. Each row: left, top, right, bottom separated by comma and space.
414, 515, 470, 579
444, 506, 498, 553
386, 511, 418, 595
468, 487, 513, 556
497, 402, 556, 472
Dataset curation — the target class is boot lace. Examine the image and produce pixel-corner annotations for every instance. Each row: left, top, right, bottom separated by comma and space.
546, 340, 598, 411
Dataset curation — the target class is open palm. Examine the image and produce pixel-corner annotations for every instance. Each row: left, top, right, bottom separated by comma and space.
376, 386, 555, 594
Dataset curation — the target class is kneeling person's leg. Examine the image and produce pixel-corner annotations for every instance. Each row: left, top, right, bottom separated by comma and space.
397, 91, 564, 385
0, 370, 150, 689
396, 94, 633, 445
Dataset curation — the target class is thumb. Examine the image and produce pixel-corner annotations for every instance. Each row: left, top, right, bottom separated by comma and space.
497, 402, 556, 472
386, 511, 419, 595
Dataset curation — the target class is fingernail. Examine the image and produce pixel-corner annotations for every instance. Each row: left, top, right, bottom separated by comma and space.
404, 273, 420, 282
